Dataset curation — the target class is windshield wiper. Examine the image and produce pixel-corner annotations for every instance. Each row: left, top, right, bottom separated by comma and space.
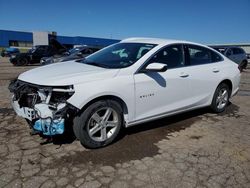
85, 62, 109, 68
79, 58, 110, 68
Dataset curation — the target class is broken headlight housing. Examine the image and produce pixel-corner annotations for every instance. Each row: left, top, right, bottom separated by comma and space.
9, 79, 76, 136
9, 80, 74, 108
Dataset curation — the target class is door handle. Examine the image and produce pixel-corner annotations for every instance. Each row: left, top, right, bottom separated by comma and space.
212, 68, 220, 73
179, 72, 189, 78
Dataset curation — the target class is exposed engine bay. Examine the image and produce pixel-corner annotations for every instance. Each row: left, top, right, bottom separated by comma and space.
9, 79, 76, 136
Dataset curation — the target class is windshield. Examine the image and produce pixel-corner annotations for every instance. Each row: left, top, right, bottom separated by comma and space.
81, 43, 156, 68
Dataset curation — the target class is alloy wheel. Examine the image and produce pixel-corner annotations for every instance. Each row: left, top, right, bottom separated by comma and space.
216, 88, 228, 110
87, 107, 119, 142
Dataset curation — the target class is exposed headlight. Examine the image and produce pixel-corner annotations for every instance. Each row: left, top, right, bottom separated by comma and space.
9, 80, 75, 107
50, 85, 75, 104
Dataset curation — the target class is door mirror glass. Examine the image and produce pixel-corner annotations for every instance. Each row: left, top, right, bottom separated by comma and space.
63, 51, 70, 56
77, 52, 83, 56
145, 62, 167, 72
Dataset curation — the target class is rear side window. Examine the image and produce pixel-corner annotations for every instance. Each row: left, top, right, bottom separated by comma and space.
148, 44, 184, 69
211, 50, 223, 62
187, 45, 223, 65
232, 48, 245, 54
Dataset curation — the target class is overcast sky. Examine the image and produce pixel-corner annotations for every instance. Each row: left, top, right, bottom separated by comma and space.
1, 0, 250, 44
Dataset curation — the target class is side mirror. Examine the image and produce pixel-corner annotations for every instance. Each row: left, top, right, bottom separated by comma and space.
63, 52, 70, 56
144, 62, 167, 72
77, 52, 83, 56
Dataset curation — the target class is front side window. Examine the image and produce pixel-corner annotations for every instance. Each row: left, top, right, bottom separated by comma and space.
34, 46, 47, 54
226, 49, 233, 56
148, 44, 184, 69
81, 43, 156, 68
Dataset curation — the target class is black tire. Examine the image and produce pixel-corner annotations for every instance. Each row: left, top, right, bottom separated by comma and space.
17, 58, 28, 66
73, 100, 123, 148
242, 60, 248, 69
211, 83, 230, 113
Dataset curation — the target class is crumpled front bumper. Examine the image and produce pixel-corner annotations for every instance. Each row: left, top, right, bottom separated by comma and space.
9, 79, 77, 136
11, 96, 35, 121
11, 95, 65, 136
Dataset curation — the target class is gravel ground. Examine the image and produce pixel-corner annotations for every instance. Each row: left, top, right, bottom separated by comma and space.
0, 57, 250, 188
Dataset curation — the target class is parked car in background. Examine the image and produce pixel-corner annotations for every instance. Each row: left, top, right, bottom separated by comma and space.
40, 46, 101, 65
1, 47, 20, 57
9, 39, 67, 66
247, 53, 250, 61
210, 46, 248, 70
9, 38, 241, 148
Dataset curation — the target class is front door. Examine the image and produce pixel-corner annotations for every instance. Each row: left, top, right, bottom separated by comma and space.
134, 44, 191, 121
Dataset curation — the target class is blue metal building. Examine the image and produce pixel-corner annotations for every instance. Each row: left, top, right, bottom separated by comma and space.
0, 30, 33, 47
0, 29, 120, 48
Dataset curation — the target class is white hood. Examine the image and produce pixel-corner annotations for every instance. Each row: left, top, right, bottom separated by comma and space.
18, 61, 119, 86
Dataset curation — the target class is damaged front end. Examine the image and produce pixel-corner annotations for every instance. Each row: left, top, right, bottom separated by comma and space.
9, 79, 77, 136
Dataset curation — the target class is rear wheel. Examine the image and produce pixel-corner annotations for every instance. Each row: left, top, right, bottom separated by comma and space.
73, 100, 123, 148
211, 83, 230, 113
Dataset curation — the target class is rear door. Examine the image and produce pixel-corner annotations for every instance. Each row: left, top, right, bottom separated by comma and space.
182, 44, 224, 107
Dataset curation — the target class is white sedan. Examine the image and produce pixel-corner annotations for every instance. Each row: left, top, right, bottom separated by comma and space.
9, 38, 241, 148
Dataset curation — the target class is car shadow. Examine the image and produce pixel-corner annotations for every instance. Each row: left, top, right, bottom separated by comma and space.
50, 106, 211, 147
51, 103, 240, 145
36, 103, 241, 166
50, 102, 240, 145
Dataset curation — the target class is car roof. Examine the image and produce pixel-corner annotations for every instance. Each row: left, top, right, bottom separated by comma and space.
210, 46, 243, 49
76, 46, 100, 50
121, 37, 206, 47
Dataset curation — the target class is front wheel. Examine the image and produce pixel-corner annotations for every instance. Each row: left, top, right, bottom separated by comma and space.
211, 83, 230, 113
73, 100, 123, 148
16, 58, 28, 66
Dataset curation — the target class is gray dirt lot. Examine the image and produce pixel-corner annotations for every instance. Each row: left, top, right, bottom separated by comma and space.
0, 57, 249, 188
